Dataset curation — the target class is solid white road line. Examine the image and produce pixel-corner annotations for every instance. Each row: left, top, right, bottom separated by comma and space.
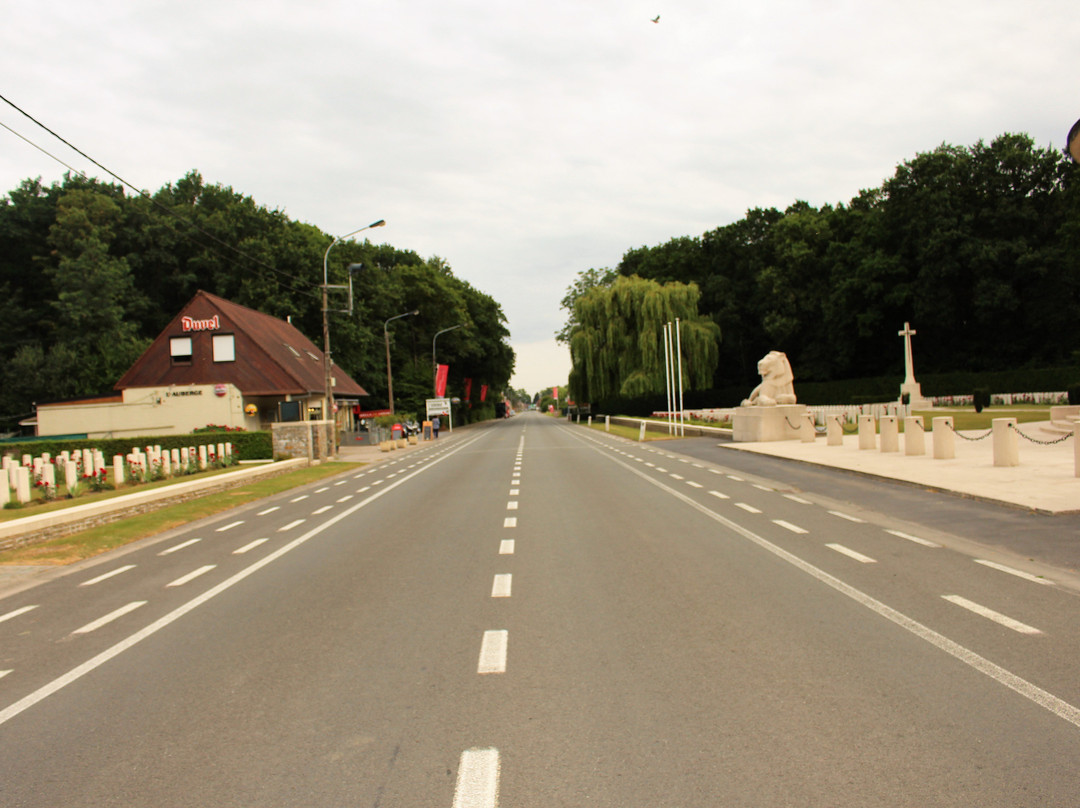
499, 540, 515, 555
0, 605, 38, 625
278, 519, 305, 532
159, 538, 201, 555
773, 520, 808, 534
257, 506, 280, 516
735, 503, 762, 514
453, 748, 500, 808
503, 517, 517, 528
943, 595, 1043, 634
827, 543, 876, 563
215, 521, 244, 532
885, 529, 941, 548
167, 565, 217, 587
478, 630, 508, 674
491, 574, 512, 598
233, 538, 268, 555
974, 559, 1054, 585
80, 565, 136, 586
73, 602, 147, 635
828, 510, 865, 523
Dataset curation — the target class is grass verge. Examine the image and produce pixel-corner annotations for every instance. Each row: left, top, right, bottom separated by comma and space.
0, 462, 361, 566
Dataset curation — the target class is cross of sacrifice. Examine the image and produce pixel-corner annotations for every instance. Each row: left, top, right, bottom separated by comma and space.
898, 322, 917, 384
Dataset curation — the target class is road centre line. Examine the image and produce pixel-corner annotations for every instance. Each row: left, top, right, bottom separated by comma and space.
478, 630, 508, 674
974, 559, 1054, 586
491, 574, 512, 597
509, 488, 520, 496
827, 543, 877, 564
233, 538, 268, 555
943, 595, 1043, 634
499, 540, 515, 555
0, 433, 488, 729
453, 747, 500, 808
885, 529, 940, 548
503, 517, 517, 528
0, 605, 38, 625
506, 501, 518, 510
80, 565, 136, 586
564, 426, 1080, 730
72, 601, 147, 635
167, 565, 217, 588
159, 538, 200, 556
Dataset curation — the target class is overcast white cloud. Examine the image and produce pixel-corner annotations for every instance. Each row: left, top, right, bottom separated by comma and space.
3, 1, 1078, 393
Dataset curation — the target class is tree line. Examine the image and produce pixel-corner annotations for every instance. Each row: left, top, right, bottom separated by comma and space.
561, 133, 1080, 403
0, 171, 514, 428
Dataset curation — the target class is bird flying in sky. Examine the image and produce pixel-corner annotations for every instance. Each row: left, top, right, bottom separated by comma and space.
651, 15, 660, 23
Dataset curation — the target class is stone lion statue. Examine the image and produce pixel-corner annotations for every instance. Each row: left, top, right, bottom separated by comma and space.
741, 351, 797, 406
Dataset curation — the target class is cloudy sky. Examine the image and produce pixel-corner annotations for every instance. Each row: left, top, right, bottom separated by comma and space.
3, 1, 1078, 394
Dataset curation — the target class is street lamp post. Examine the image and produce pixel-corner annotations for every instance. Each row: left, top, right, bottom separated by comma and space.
384, 309, 419, 415
432, 324, 464, 395
322, 219, 385, 454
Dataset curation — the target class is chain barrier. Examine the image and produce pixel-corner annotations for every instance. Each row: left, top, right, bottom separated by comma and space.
946, 422, 993, 441
784, 417, 803, 430
1010, 423, 1074, 446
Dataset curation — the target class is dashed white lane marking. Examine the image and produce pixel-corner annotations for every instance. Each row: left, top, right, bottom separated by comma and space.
314, 487, 329, 493
828, 510, 865, 523
357, 486, 371, 493
452, 747, 500, 808
974, 560, 1054, 586
784, 494, 812, 505
334, 480, 347, 486
509, 488, 520, 496
216, 521, 244, 533
337, 495, 353, 503
372, 480, 384, 486
727, 475, 744, 481
80, 565, 136, 586
645, 462, 656, 468
506, 501, 519, 510
159, 538, 201, 556
826, 543, 876, 563
312, 506, 332, 515
656, 467, 668, 473
0, 605, 38, 625
0, 670, 10, 680
478, 630, 508, 674
278, 519, 305, 532
491, 574, 512, 598
499, 540, 515, 555
167, 565, 217, 587
943, 595, 1043, 634
503, 517, 517, 528
290, 495, 309, 503
885, 529, 940, 548
686, 481, 703, 489
735, 502, 761, 514
753, 484, 772, 492
233, 538, 268, 554
669, 473, 684, 480
73, 601, 147, 635
257, 506, 280, 516
773, 520, 808, 534
708, 490, 730, 500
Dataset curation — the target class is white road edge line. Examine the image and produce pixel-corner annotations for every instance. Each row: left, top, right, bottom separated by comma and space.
452, 747, 500, 808
943, 595, 1043, 634
478, 629, 508, 674
0, 433, 489, 729
561, 425, 1080, 730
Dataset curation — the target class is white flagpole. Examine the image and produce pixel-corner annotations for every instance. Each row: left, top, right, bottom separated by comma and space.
663, 323, 673, 435
676, 317, 685, 436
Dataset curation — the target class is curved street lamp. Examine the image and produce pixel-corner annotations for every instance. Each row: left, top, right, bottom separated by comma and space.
385, 309, 419, 415
322, 219, 385, 454
432, 324, 464, 395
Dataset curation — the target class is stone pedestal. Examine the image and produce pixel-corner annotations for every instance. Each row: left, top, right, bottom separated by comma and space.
826, 416, 843, 446
904, 416, 925, 456
732, 405, 808, 442
932, 417, 955, 459
880, 416, 899, 452
992, 418, 1019, 467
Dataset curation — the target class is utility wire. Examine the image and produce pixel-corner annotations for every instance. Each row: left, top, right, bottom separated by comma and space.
0, 93, 344, 302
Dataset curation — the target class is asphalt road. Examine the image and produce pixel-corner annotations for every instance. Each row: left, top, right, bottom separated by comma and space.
2, 413, 1079, 806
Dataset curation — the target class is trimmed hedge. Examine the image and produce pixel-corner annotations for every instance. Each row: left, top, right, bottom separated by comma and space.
0, 430, 273, 462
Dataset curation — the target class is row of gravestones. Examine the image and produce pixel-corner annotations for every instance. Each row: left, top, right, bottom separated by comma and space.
0, 443, 233, 507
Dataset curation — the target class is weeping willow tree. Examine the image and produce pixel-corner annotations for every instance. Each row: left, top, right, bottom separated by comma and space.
567, 275, 721, 402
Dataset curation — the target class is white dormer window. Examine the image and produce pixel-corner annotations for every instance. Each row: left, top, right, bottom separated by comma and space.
213, 334, 236, 363
170, 337, 193, 364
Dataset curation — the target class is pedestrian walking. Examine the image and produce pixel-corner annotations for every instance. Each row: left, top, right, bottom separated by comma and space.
432, 415, 440, 438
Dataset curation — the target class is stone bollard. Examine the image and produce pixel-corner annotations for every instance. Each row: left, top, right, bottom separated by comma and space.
826, 415, 843, 446
588, 416, 593, 427
904, 416, 925, 456
879, 416, 899, 453
932, 417, 955, 459
605, 415, 610, 432
992, 418, 1019, 467
16, 466, 31, 504
1075, 422, 1080, 478
801, 413, 816, 443
858, 415, 877, 450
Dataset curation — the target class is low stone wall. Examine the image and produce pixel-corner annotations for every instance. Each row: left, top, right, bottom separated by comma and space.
602, 415, 730, 439
0, 458, 306, 552
272, 420, 333, 461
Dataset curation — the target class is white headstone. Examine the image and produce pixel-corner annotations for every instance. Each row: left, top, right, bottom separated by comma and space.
15, 466, 31, 504
113, 455, 125, 485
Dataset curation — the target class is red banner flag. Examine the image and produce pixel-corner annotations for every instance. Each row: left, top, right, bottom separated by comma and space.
435, 364, 449, 398
464, 378, 473, 402
480, 384, 488, 402
553, 386, 559, 401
